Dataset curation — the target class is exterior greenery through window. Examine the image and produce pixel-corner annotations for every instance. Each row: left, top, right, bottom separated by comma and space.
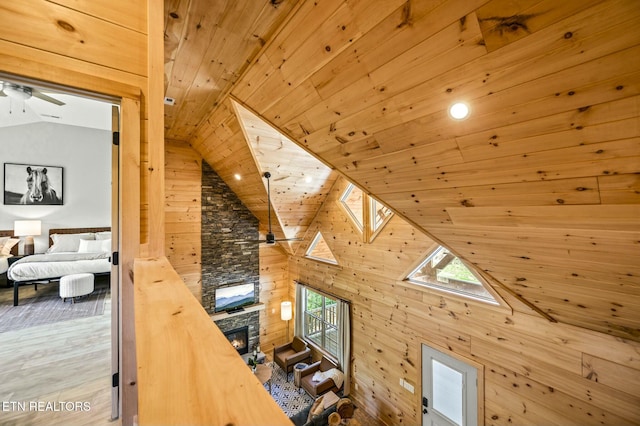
303, 288, 338, 357
407, 246, 498, 304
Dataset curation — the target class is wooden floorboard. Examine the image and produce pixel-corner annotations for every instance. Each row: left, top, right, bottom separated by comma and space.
0, 283, 114, 426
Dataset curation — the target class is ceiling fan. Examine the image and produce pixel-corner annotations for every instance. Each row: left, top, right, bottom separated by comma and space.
236, 171, 302, 246
0, 81, 65, 106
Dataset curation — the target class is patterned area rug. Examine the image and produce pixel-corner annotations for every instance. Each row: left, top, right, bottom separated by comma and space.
265, 362, 314, 417
265, 362, 386, 425
0, 283, 108, 333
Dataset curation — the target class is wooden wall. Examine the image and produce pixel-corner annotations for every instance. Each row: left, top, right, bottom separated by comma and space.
289, 176, 640, 426
259, 245, 293, 355
165, 139, 202, 299
0, 1, 165, 423
0, 0, 165, 255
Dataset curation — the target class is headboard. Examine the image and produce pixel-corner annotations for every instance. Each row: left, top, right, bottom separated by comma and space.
48, 227, 111, 247
0, 230, 20, 256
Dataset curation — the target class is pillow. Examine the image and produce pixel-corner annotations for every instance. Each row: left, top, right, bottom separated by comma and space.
78, 239, 106, 253
47, 233, 95, 253
0, 237, 19, 256
102, 239, 112, 254
312, 399, 325, 416
307, 395, 325, 423
95, 231, 111, 240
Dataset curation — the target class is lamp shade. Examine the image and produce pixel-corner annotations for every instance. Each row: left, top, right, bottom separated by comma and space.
14, 220, 42, 237
280, 301, 292, 321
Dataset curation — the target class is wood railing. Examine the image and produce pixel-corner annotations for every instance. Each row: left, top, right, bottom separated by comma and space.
133, 256, 292, 425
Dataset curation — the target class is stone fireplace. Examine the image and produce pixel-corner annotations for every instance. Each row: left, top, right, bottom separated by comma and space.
202, 163, 261, 352
224, 326, 249, 355
215, 311, 260, 354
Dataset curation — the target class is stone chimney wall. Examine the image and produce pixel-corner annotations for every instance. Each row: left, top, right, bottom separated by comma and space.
201, 162, 260, 351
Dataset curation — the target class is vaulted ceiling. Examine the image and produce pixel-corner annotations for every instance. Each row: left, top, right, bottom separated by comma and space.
163, 0, 640, 342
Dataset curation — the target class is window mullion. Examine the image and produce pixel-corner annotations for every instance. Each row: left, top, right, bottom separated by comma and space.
363, 194, 371, 242
321, 296, 326, 348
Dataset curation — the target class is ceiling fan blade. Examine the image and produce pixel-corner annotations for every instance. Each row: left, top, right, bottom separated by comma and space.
32, 90, 65, 106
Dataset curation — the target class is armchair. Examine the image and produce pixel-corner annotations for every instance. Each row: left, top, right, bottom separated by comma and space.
273, 336, 311, 380
299, 356, 343, 398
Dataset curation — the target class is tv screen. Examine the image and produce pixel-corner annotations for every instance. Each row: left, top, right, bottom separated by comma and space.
215, 283, 255, 313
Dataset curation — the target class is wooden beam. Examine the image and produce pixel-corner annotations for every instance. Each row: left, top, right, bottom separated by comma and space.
134, 257, 292, 426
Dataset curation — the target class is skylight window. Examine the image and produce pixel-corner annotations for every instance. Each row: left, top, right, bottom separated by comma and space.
407, 246, 497, 304
305, 232, 338, 265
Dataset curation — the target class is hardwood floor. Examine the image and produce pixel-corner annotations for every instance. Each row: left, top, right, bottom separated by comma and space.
0, 282, 114, 425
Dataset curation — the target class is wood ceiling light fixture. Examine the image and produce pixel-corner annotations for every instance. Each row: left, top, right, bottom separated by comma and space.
449, 102, 470, 120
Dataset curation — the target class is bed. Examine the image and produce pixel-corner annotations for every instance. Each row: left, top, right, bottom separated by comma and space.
7, 227, 112, 306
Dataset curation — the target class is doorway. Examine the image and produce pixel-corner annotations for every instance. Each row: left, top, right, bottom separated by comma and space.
422, 344, 479, 426
0, 75, 120, 422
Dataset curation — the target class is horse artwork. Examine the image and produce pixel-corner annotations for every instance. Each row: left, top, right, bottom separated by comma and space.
20, 166, 62, 205
3, 163, 64, 205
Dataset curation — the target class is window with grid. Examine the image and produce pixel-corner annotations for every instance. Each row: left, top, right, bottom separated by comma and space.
303, 288, 339, 357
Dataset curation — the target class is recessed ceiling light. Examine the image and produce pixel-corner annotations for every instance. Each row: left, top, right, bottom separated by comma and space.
234, 173, 241, 180
449, 102, 470, 120
304, 176, 312, 183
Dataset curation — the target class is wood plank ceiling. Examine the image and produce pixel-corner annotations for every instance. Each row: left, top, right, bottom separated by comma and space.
163, 0, 640, 342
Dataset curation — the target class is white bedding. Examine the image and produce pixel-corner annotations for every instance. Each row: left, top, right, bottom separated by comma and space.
8, 252, 111, 282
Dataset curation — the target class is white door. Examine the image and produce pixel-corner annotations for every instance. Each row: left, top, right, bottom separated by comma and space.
422, 344, 477, 426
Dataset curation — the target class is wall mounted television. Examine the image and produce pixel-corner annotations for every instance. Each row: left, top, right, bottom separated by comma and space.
214, 283, 255, 313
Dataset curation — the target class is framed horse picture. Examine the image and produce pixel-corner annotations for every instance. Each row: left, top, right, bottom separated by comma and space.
3, 163, 64, 205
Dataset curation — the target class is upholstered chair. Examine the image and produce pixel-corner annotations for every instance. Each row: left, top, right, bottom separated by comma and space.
299, 356, 343, 398
273, 336, 312, 380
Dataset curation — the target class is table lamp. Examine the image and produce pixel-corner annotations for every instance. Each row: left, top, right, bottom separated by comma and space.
14, 220, 42, 255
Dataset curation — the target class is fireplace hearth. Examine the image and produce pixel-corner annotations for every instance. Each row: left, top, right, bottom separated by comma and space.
223, 326, 249, 355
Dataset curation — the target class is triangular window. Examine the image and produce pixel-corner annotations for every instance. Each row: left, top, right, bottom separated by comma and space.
407, 246, 497, 304
339, 182, 394, 242
305, 232, 338, 264
370, 198, 393, 236
340, 184, 363, 231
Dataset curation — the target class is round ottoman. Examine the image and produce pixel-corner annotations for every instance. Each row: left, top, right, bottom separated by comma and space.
59, 273, 94, 303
